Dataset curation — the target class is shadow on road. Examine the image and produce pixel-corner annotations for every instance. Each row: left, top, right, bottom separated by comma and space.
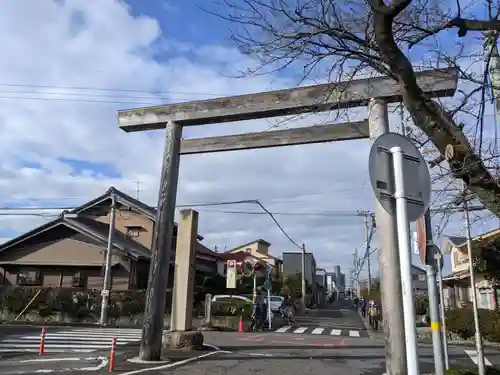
215, 344, 385, 351
203, 351, 472, 361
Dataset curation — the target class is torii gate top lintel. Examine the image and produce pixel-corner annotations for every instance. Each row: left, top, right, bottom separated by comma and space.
117, 67, 458, 133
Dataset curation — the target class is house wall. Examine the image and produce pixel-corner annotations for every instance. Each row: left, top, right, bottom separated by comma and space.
412, 267, 428, 295
1, 265, 131, 290
451, 247, 469, 273
444, 274, 497, 310
229, 241, 270, 256
0, 232, 123, 267
0, 227, 131, 290
94, 209, 155, 249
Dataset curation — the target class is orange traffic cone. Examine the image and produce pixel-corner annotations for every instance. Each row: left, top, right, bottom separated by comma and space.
238, 316, 244, 333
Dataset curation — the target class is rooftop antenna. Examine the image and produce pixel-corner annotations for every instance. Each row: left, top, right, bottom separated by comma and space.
135, 180, 144, 200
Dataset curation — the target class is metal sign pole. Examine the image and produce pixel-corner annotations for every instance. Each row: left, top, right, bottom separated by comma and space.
464, 185, 486, 375
268, 289, 272, 330
391, 146, 420, 375
435, 251, 450, 369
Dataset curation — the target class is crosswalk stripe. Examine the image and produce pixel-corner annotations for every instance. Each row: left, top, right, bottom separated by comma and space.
0, 343, 111, 349
330, 329, 342, 336
275, 326, 291, 333
465, 350, 493, 366
311, 328, 324, 335
349, 331, 360, 337
18, 336, 136, 342
0, 327, 144, 354
0, 349, 94, 353
42, 333, 142, 338
293, 327, 308, 334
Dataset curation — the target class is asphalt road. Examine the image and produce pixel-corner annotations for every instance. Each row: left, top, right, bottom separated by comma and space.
3, 301, 500, 375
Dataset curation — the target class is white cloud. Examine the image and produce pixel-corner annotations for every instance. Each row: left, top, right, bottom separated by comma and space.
0, 0, 494, 281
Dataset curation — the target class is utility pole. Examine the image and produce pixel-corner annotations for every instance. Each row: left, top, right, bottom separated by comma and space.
463, 184, 486, 375
368, 98, 407, 375
354, 247, 360, 296
357, 210, 375, 293
100, 194, 117, 326
301, 243, 306, 309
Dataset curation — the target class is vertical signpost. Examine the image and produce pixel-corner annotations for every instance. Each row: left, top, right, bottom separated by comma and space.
265, 263, 272, 330
227, 260, 237, 289
417, 213, 446, 375
368, 132, 431, 375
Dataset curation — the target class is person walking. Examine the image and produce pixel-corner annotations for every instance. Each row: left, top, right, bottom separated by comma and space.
251, 294, 262, 331
369, 302, 381, 331
361, 298, 368, 318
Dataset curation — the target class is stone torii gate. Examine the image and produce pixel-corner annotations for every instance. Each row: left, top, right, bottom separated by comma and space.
116, 68, 458, 372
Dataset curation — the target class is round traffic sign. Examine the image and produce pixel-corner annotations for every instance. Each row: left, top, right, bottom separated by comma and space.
368, 132, 431, 222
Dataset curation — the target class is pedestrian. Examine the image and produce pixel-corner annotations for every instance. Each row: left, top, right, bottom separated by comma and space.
361, 298, 368, 318
369, 302, 381, 331
251, 294, 262, 331
368, 300, 374, 326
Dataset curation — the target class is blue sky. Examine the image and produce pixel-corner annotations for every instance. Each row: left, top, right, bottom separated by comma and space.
0, 0, 498, 279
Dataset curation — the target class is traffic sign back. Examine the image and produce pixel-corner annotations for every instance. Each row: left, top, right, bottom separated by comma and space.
368, 132, 431, 222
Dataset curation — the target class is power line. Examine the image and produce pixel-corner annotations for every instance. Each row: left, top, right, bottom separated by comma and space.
0, 199, 303, 250
0, 82, 226, 96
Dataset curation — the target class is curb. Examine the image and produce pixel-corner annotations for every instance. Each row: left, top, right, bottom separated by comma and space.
1, 321, 145, 329
417, 337, 500, 348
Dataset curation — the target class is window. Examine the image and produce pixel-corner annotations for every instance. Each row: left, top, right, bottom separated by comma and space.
72, 272, 86, 288
245, 248, 252, 253
418, 275, 425, 281
17, 269, 42, 286
125, 226, 141, 239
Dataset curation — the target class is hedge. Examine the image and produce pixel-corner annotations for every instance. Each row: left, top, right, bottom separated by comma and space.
0, 287, 149, 320
211, 299, 252, 318
445, 307, 500, 342
446, 367, 500, 375
0, 286, 254, 323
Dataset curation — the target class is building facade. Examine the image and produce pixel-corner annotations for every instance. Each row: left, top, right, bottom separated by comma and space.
0, 187, 220, 295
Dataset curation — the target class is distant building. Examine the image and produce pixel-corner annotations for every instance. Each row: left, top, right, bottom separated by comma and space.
282, 251, 318, 297
412, 265, 428, 296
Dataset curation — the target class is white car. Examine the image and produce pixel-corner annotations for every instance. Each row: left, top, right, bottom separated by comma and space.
211, 295, 252, 303
268, 296, 284, 312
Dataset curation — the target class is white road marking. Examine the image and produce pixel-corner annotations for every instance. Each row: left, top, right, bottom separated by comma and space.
349, 331, 360, 337
311, 328, 324, 335
293, 327, 308, 334
120, 351, 221, 375
330, 329, 342, 336
0, 327, 142, 353
275, 326, 291, 333
465, 350, 492, 366
20, 357, 82, 363
19, 336, 136, 342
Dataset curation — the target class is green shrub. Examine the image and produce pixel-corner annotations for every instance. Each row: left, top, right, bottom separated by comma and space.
445, 307, 500, 342
446, 366, 500, 375
0, 287, 150, 321
414, 297, 428, 316
212, 299, 252, 318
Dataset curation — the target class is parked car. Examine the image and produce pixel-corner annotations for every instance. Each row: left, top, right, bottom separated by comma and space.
269, 296, 284, 312
211, 294, 252, 304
